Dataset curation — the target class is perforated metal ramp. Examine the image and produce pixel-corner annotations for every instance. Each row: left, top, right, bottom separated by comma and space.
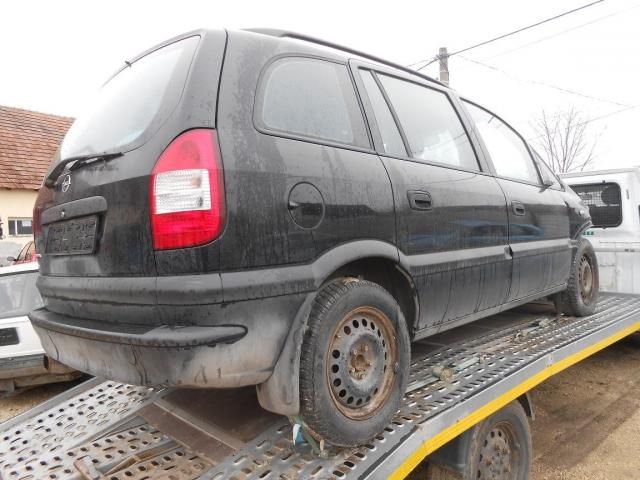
2, 293, 640, 480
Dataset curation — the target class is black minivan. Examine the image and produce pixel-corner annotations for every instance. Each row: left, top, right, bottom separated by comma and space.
30, 29, 598, 446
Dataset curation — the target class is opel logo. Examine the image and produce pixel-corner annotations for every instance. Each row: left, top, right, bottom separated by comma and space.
61, 174, 71, 193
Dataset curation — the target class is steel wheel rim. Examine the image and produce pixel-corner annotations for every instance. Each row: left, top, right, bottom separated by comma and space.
326, 306, 398, 420
477, 422, 521, 480
579, 254, 594, 304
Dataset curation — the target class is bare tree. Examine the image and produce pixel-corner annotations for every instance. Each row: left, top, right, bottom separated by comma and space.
531, 107, 599, 173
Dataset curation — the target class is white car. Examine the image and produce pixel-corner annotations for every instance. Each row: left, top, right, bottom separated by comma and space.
0, 262, 77, 393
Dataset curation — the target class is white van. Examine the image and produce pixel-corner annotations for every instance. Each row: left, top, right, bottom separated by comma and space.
562, 168, 640, 294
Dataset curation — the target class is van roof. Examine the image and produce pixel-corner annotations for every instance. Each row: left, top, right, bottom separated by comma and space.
561, 167, 640, 178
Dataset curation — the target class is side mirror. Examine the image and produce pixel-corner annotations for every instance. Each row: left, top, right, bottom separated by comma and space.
542, 176, 555, 188
6, 256, 15, 262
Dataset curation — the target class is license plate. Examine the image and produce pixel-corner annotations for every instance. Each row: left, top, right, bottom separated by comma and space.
0, 328, 19, 347
45, 215, 98, 255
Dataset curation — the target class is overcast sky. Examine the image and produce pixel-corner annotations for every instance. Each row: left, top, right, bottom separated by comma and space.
2, 0, 638, 171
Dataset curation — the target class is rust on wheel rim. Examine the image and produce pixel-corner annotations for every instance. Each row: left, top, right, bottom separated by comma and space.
476, 422, 522, 480
326, 306, 398, 420
579, 254, 595, 304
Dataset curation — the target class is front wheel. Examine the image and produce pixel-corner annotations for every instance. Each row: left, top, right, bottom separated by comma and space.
299, 278, 410, 447
554, 238, 599, 317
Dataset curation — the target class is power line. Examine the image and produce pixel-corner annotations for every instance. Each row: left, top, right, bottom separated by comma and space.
483, 3, 640, 61
572, 105, 638, 128
409, 0, 605, 71
456, 55, 633, 108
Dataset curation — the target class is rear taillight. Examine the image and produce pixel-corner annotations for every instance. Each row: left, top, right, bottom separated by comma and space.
150, 129, 225, 250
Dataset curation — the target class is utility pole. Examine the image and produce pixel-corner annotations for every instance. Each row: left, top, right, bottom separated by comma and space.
438, 47, 449, 85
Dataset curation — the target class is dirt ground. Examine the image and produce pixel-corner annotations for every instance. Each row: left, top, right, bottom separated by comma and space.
0, 376, 87, 423
1, 336, 639, 479
530, 334, 640, 480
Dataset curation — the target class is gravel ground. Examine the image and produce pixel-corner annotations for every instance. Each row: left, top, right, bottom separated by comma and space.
1, 336, 639, 479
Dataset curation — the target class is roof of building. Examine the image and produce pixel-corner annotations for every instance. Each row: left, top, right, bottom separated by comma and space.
0, 106, 73, 190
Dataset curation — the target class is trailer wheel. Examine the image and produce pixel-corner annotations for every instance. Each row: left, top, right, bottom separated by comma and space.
468, 402, 531, 480
299, 278, 410, 447
554, 238, 599, 317
428, 401, 532, 480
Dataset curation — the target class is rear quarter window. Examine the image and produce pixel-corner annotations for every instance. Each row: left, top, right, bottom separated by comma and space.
256, 57, 369, 148
570, 182, 622, 228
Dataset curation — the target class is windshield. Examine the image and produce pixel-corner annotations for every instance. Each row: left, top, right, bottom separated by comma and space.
60, 35, 200, 159
0, 271, 43, 319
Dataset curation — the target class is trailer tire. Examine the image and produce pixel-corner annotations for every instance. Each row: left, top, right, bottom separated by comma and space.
554, 238, 599, 317
463, 401, 531, 480
299, 278, 410, 447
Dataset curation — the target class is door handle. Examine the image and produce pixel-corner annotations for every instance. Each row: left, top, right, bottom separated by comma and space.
408, 191, 433, 211
512, 201, 526, 216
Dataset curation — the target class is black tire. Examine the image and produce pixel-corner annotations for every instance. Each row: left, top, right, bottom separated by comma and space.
299, 278, 410, 447
462, 401, 531, 480
554, 238, 599, 317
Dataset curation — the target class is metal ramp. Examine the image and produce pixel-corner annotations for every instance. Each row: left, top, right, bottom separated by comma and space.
2, 293, 640, 480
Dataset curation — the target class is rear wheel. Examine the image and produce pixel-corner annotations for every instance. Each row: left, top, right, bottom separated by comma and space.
299, 278, 410, 447
554, 238, 599, 317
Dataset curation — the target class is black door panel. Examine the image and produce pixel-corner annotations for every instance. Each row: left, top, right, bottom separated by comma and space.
462, 100, 572, 302
385, 159, 511, 331
355, 68, 511, 334
498, 180, 571, 301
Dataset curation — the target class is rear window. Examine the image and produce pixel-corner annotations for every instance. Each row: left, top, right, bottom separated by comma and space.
257, 58, 369, 148
0, 271, 43, 320
570, 182, 622, 228
60, 36, 200, 159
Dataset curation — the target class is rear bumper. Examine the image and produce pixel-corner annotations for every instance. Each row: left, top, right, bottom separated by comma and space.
29, 289, 308, 388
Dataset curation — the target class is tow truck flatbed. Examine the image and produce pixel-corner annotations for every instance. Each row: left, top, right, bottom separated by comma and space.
2, 292, 640, 480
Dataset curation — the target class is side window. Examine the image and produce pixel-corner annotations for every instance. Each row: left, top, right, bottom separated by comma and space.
464, 101, 539, 184
359, 70, 406, 157
258, 58, 369, 148
570, 182, 622, 228
377, 75, 479, 171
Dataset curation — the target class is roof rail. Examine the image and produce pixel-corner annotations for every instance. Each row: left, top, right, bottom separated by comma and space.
244, 28, 448, 88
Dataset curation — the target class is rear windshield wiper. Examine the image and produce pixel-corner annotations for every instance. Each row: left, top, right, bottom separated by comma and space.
44, 152, 123, 188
